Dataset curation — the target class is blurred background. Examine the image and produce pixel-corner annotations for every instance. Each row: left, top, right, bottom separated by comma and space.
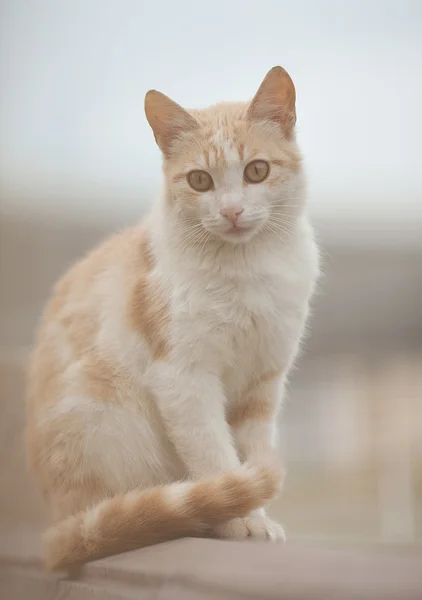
1, 0, 421, 552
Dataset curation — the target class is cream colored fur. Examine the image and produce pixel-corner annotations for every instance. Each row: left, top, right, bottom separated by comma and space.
26, 66, 319, 570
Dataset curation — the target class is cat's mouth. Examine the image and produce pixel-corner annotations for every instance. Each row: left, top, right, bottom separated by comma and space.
201, 219, 261, 243
225, 225, 252, 236
218, 223, 259, 243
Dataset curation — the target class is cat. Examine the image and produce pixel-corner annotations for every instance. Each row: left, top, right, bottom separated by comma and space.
26, 66, 319, 571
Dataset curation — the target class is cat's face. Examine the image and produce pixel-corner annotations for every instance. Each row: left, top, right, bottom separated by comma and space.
145, 67, 302, 244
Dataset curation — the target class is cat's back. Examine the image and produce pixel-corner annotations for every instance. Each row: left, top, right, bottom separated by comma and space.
27, 225, 154, 413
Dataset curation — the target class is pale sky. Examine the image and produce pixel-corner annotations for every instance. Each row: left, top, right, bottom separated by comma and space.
1, 0, 421, 226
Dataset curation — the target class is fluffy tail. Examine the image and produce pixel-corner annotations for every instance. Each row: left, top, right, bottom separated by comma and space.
44, 457, 283, 570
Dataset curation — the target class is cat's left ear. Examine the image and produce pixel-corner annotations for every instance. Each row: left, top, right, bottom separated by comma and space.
145, 90, 199, 157
246, 66, 296, 139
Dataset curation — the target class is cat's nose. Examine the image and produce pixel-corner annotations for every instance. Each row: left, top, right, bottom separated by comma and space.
220, 207, 244, 225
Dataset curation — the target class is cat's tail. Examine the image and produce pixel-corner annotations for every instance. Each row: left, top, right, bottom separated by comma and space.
44, 456, 283, 571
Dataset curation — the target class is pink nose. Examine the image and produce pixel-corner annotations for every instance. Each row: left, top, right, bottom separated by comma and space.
220, 207, 244, 225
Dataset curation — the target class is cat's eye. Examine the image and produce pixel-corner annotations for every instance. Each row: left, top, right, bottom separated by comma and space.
187, 170, 213, 192
244, 160, 269, 183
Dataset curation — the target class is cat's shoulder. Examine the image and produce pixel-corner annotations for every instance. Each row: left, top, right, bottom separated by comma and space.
42, 224, 152, 320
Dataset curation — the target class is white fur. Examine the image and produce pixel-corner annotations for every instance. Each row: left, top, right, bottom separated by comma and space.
141, 181, 319, 482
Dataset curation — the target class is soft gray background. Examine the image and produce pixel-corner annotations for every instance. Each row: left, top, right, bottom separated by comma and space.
1, 0, 421, 230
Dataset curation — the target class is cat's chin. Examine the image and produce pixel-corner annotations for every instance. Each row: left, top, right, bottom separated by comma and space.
215, 226, 259, 244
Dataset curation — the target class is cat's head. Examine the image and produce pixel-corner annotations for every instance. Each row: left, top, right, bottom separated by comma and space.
145, 67, 303, 244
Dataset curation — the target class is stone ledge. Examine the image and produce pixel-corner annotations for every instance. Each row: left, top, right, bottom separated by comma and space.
1, 531, 421, 600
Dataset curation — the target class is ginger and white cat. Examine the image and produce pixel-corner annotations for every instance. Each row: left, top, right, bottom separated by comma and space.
26, 66, 319, 570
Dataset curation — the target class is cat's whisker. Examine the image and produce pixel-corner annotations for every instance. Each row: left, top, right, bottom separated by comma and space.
268, 204, 300, 208
198, 231, 212, 256
176, 227, 209, 254
263, 223, 295, 251
268, 215, 296, 227
270, 216, 298, 222
265, 221, 292, 236
268, 219, 297, 231
178, 233, 208, 255
268, 218, 298, 228
268, 224, 295, 238
184, 228, 212, 252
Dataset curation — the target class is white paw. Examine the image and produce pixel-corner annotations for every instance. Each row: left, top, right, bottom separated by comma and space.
214, 515, 286, 542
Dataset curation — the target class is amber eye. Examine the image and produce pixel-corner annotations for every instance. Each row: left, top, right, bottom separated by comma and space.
244, 160, 270, 183
187, 170, 213, 192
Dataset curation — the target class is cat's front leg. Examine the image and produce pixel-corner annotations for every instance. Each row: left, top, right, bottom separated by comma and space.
216, 373, 286, 541
147, 363, 240, 478
228, 373, 283, 462
147, 362, 283, 542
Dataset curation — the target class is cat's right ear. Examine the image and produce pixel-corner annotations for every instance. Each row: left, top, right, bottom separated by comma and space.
144, 90, 199, 157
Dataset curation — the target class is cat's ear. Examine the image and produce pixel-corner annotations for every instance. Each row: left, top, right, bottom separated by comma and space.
246, 66, 296, 139
145, 90, 199, 156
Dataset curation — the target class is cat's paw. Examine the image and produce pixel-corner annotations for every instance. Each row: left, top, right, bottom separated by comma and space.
213, 515, 285, 542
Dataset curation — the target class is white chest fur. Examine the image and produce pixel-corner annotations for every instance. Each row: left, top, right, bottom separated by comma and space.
166, 222, 319, 401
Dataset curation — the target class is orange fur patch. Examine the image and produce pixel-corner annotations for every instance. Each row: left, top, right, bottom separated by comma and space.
172, 172, 187, 184
82, 354, 121, 402
128, 233, 170, 360
227, 371, 281, 429
227, 400, 275, 429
